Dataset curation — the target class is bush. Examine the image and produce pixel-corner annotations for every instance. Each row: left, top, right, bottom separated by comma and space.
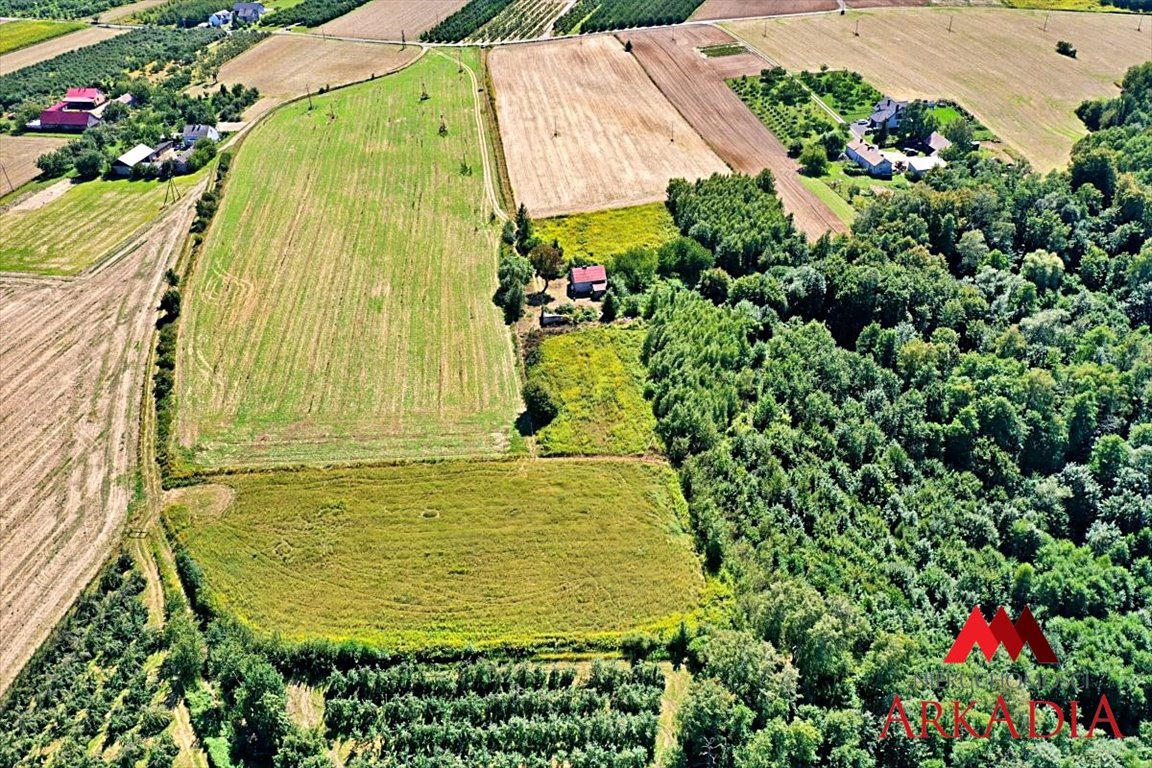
1056, 40, 1077, 58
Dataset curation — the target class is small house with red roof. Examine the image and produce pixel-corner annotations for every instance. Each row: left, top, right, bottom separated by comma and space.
62, 87, 107, 111
568, 264, 608, 300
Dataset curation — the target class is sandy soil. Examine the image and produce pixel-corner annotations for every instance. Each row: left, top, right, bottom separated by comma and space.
726, 8, 1151, 171
488, 35, 729, 218
692, 0, 838, 19
0, 26, 125, 73
0, 136, 67, 195
217, 35, 422, 117
319, 0, 468, 40
624, 25, 847, 237
5, 177, 70, 212
0, 178, 204, 695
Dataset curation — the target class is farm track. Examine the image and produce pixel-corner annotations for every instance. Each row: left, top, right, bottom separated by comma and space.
623, 25, 847, 237
0, 181, 203, 694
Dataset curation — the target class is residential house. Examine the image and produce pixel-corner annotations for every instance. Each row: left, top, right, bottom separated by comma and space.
869, 97, 907, 131
112, 144, 155, 176
62, 87, 106, 111
208, 9, 232, 25
36, 103, 101, 132
568, 265, 608, 300
846, 138, 893, 177
182, 123, 220, 147
233, 1, 265, 21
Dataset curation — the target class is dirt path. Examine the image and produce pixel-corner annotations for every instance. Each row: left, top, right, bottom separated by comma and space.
0, 179, 204, 695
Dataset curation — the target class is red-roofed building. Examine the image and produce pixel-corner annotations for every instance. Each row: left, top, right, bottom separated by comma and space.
37, 102, 101, 132
569, 265, 608, 300
63, 87, 107, 110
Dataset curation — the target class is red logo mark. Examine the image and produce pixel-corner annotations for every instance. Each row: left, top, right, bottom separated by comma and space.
944, 606, 1058, 664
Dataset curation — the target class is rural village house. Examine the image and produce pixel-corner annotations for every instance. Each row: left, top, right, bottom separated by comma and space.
568, 265, 608, 300
232, 1, 265, 21
209, 9, 232, 26
183, 123, 220, 147
869, 97, 907, 130
31, 88, 107, 132
845, 138, 893, 177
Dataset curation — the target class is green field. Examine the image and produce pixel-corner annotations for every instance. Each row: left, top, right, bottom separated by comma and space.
0, 176, 199, 275
0, 19, 84, 54
528, 326, 660, 456
535, 203, 679, 266
165, 460, 704, 650
177, 50, 521, 468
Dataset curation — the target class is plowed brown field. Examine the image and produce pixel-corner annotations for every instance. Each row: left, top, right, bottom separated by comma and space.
624, 25, 846, 237
0, 136, 66, 194
727, 8, 1151, 171
0, 181, 203, 694
691, 0, 837, 19
488, 35, 728, 218
0, 25, 125, 73
320, 0, 468, 40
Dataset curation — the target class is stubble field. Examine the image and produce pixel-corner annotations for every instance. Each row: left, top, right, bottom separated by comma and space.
177, 50, 521, 468
164, 460, 704, 650
727, 8, 1152, 171
488, 35, 728, 218
0, 135, 67, 194
624, 25, 846, 236
0, 25, 125, 73
319, 0, 469, 40
691, 0, 837, 19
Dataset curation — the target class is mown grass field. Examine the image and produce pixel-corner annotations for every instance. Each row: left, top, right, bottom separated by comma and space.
165, 460, 704, 650
529, 327, 660, 456
178, 51, 520, 468
0, 20, 83, 54
535, 203, 679, 266
0, 176, 199, 275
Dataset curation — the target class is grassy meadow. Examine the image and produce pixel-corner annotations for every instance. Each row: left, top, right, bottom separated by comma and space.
0, 176, 196, 275
528, 327, 660, 456
177, 50, 521, 468
0, 20, 83, 54
535, 203, 679, 266
165, 460, 704, 650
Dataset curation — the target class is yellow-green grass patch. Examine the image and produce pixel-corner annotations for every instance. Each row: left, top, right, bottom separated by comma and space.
177, 50, 521, 468
528, 326, 660, 456
0, 20, 84, 55
165, 460, 704, 650
536, 203, 679, 267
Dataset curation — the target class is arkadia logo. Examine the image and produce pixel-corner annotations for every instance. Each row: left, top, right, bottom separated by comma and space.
880, 605, 1124, 740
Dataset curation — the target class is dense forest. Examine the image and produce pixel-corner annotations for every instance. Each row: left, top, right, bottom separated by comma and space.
633, 61, 1152, 767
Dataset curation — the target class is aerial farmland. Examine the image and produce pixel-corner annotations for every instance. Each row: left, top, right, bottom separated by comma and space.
2, 0, 1152, 765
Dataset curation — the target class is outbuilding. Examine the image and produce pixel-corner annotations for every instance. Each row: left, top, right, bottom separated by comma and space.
36, 103, 101, 132
568, 265, 608, 300
846, 138, 893, 177
112, 144, 155, 176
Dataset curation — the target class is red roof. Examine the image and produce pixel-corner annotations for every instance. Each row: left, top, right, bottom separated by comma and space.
570, 265, 607, 284
64, 87, 104, 101
40, 103, 96, 127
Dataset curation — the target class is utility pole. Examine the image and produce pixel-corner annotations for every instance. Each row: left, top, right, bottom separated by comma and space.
306, 83, 313, 110
1042, 12, 1050, 32
854, 18, 860, 36
948, 15, 954, 33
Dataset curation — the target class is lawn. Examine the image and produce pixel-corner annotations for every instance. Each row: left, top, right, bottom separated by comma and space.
528, 326, 660, 456
0, 20, 83, 55
177, 50, 521, 468
0, 175, 199, 275
535, 203, 679, 266
798, 174, 856, 227
164, 459, 704, 650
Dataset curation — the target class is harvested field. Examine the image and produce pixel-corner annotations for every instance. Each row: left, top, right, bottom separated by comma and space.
100, 0, 173, 20
164, 459, 703, 650
726, 8, 1152, 171
488, 35, 728, 218
319, 0, 468, 40
216, 35, 421, 119
0, 25, 125, 73
0, 135, 66, 194
691, 0, 837, 19
0, 177, 205, 695
624, 25, 847, 236
178, 50, 521, 468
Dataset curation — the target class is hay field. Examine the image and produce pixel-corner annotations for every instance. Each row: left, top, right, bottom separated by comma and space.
217, 35, 421, 119
726, 8, 1152, 171
488, 36, 728, 218
0, 20, 83, 55
164, 460, 703, 650
536, 203, 679, 264
178, 50, 521, 468
625, 25, 846, 236
0, 26, 125, 73
1, 175, 202, 275
320, 0, 468, 40
0, 135, 66, 194
529, 327, 661, 456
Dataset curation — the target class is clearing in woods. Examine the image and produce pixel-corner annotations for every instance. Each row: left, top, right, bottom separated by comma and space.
163, 460, 704, 650
623, 25, 847, 236
527, 327, 661, 456
535, 203, 679, 265
0, 135, 67, 195
319, 0, 469, 40
177, 49, 521, 468
0, 25, 125, 72
488, 35, 728, 218
0, 20, 84, 54
0, 174, 204, 275
726, 8, 1152, 171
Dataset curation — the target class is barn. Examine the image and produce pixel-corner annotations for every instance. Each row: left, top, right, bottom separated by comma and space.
37, 104, 101, 132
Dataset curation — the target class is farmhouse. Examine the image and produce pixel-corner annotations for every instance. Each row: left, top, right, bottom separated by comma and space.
112, 144, 156, 176
568, 265, 608, 300
35, 103, 101, 132
846, 138, 893, 177
182, 123, 220, 147
208, 9, 232, 25
62, 87, 107, 111
869, 97, 907, 130
233, 1, 265, 21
